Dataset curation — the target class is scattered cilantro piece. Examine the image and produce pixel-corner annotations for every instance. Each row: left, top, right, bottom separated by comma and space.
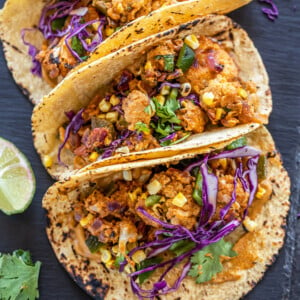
188, 239, 236, 283
144, 100, 155, 115
137, 257, 163, 284
71, 36, 84, 56
114, 254, 125, 268
135, 122, 150, 134
155, 55, 175, 72
0, 250, 41, 300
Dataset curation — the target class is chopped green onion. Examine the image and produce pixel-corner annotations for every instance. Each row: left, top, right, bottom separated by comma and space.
145, 195, 161, 207
85, 235, 102, 253
193, 169, 203, 206
176, 44, 195, 72
257, 155, 267, 181
226, 136, 247, 150
170, 240, 196, 256
71, 36, 84, 56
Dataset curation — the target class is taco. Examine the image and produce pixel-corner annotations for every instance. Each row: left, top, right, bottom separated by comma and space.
32, 15, 271, 179
43, 126, 290, 299
0, 0, 251, 104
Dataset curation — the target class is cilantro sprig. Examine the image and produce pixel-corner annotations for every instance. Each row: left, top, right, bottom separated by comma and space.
0, 250, 41, 300
188, 239, 236, 283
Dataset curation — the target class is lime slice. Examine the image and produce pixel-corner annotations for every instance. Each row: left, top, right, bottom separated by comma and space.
0, 137, 36, 215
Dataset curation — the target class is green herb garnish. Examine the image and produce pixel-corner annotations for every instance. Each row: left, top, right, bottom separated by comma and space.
135, 122, 150, 134
188, 239, 236, 283
155, 55, 175, 72
0, 250, 41, 300
192, 169, 203, 206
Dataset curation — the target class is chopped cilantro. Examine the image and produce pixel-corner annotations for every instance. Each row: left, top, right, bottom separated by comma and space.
188, 239, 236, 283
155, 55, 175, 72
0, 250, 41, 300
135, 122, 150, 134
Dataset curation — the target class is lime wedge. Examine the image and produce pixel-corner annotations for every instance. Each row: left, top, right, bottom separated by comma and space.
0, 137, 36, 215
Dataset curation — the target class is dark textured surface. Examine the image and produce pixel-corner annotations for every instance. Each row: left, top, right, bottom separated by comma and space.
0, 1, 299, 299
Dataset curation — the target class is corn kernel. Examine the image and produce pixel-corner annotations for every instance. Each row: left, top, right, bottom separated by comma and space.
99, 99, 112, 113
145, 61, 153, 71
172, 192, 187, 207
97, 114, 106, 119
80, 214, 94, 227
92, 22, 100, 31
106, 111, 119, 123
215, 108, 225, 121
110, 95, 120, 106
255, 185, 266, 199
89, 151, 99, 162
132, 250, 146, 264
104, 136, 111, 146
112, 245, 119, 254
184, 34, 200, 50
105, 260, 115, 268
86, 38, 92, 45
243, 216, 257, 232
105, 26, 115, 37
100, 249, 112, 263
202, 92, 215, 107
238, 88, 248, 99
156, 95, 165, 106
160, 85, 171, 95
43, 155, 53, 168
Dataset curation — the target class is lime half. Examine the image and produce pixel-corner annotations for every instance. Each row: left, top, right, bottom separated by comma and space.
0, 137, 36, 215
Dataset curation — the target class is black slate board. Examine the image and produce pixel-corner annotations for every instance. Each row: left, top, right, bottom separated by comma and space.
0, 1, 300, 299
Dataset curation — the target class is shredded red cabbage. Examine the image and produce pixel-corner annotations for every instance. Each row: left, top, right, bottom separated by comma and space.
159, 133, 176, 143
258, 0, 279, 21
178, 93, 200, 106
57, 108, 84, 164
159, 82, 181, 91
101, 130, 132, 159
121, 146, 260, 298
21, 29, 42, 77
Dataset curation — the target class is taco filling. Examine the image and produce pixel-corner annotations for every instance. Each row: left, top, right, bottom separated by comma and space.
22, 0, 185, 85
70, 141, 271, 298
57, 35, 263, 168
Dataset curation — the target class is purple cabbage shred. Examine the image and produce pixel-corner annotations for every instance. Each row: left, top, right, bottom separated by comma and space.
258, 0, 279, 21
57, 108, 84, 164
121, 146, 260, 299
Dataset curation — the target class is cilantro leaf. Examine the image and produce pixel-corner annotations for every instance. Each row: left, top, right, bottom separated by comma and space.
135, 122, 150, 134
188, 239, 236, 283
170, 240, 196, 256
51, 17, 66, 31
0, 250, 41, 300
155, 55, 175, 72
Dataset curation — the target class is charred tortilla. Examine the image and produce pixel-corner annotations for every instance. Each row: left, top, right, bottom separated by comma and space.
32, 15, 270, 180
0, 0, 251, 104
43, 126, 290, 299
